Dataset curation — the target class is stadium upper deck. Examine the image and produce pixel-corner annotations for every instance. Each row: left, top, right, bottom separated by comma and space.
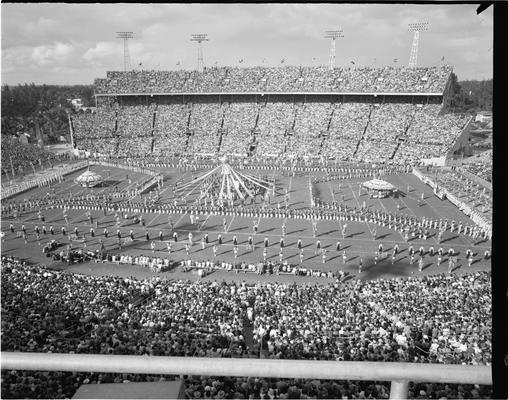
94, 65, 453, 96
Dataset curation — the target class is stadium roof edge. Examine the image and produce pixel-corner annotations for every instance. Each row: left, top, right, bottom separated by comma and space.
94, 91, 444, 97
101, 65, 452, 72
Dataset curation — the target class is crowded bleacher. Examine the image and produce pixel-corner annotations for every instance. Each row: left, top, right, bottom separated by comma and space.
94, 65, 452, 95
1, 137, 63, 177
460, 151, 492, 183
1, 256, 492, 399
72, 97, 468, 164
69, 64, 472, 164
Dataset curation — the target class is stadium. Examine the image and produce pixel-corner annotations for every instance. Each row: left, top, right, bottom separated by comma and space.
0, 4, 494, 400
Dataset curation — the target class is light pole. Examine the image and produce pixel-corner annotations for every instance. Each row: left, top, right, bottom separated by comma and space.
324, 30, 344, 70
116, 32, 134, 71
407, 22, 428, 68
190, 34, 209, 72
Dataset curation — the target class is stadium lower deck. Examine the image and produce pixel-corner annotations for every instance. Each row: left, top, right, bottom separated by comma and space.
1, 163, 491, 283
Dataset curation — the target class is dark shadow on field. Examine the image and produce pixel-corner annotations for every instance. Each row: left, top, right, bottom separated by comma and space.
148, 221, 169, 229
359, 257, 413, 280
441, 236, 459, 244
422, 263, 433, 271
377, 233, 390, 240
260, 228, 276, 234
233, 226, 249, 231
99, 180, 124, 187
346, 232, 363, 238
176, 223, 199, 233
320, 230, 337, 236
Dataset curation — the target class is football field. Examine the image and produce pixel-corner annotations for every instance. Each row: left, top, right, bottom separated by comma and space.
1, 164, 491, 283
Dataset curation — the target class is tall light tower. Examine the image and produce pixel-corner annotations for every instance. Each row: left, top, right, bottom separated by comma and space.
324, 30, 344, 70
116, 32, 134, 71
190, 34, 209, 72
407, 22, 428, 68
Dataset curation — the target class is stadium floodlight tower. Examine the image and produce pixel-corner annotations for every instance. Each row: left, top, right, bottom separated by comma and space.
324, 30, 344, 70
116, 31, 134, 71
407, 22, 429, 68
190, 33, 209, 72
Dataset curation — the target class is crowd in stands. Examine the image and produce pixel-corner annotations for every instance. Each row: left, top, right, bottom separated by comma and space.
430, 168, 492, 234
94, 65, 452, 95
1, 256, 492, 399
72, 106, 116, 140
153, 104, 189, 155
116, 104, 154, 137
1, 137, 63, 176
220, 102, 258, 156
72, 94, 467, 164
187, 102, 223, 155
394, 105, 468, 163
255, 102, 294, 156
461, 151, 492, 183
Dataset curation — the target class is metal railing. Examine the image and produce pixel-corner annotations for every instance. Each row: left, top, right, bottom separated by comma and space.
1, 352, 491, 399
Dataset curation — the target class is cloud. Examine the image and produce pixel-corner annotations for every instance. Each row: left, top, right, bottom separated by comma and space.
1, 3, 493, 84
82, 41, 121, 67
2, 46, 33, 72
31, 42, 74, 66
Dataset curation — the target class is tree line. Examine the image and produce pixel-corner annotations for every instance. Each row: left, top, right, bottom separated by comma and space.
448, 73, 493, 113
1, 84, 94, 145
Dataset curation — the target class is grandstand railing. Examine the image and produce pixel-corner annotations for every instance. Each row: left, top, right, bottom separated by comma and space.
1, 352, 491, 399
94, 91, 445, 97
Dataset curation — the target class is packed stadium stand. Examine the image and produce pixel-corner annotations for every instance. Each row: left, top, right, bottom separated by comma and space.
1, 137, 62, 176
71, 65, 469, 163
1, 257, 492, 399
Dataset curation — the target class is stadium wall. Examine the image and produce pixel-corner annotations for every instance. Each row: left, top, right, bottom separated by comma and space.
96, 93, 443, 107
447, 115, 473, 162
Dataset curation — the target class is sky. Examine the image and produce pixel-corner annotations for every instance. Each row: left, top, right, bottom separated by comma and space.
1, 3, 493, 85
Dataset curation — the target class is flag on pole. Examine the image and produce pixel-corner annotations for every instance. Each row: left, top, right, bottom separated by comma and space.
393, 58, 398, 63
239, 59, 244, 64
138, 62, 143, 67
176, 61, 180, 66
262, 58, 266, 64
281, 58, 285, 64
441, 56, 445, 61
350, 61, 355, 65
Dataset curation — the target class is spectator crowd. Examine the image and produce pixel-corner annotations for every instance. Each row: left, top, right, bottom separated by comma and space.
94, 65, 452, 95
1, 256, 492, 399
71, 98, 468, 165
